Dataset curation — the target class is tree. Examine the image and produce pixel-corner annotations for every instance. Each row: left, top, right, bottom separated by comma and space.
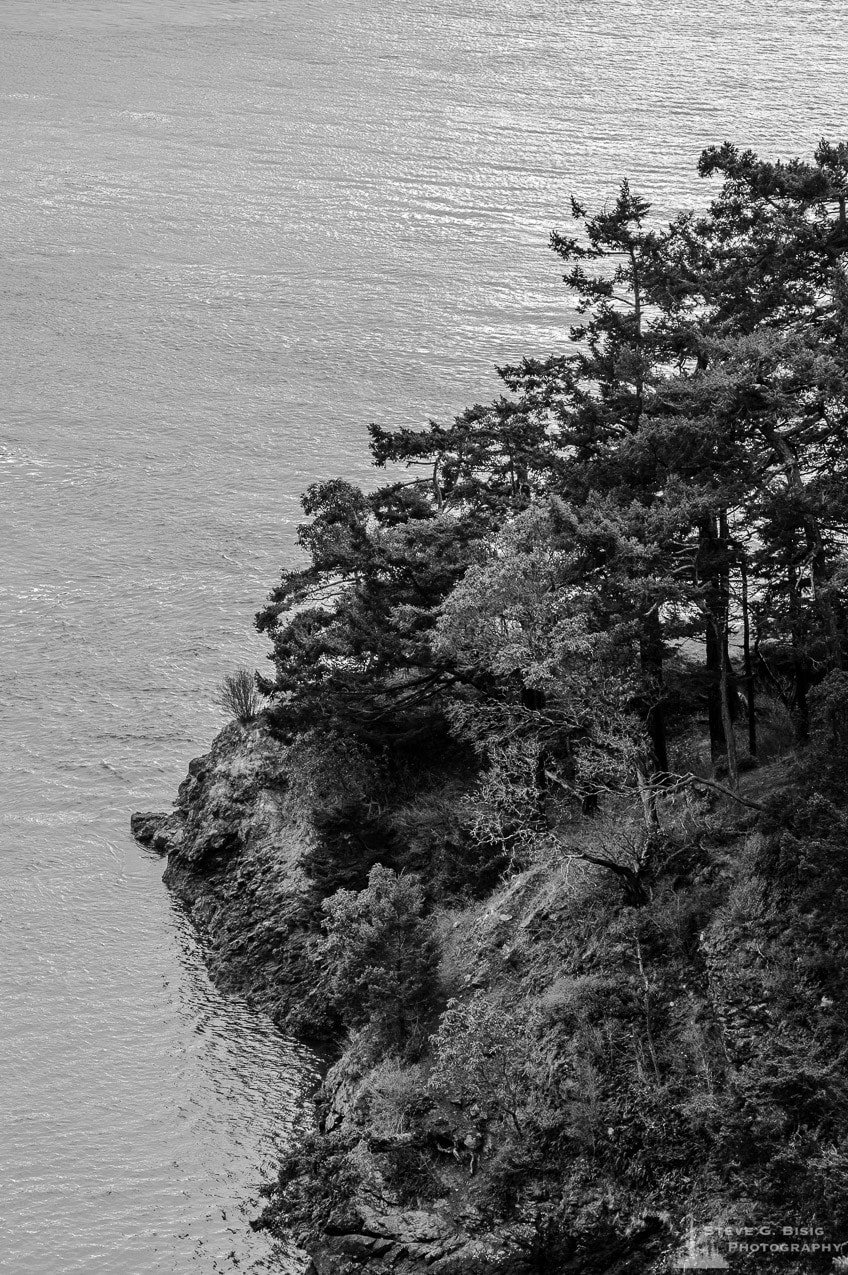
256, 140, 848, 801
216, 667, 263, 724
255, 477, 482, 745
432, 500, 650, 807
316, 864, 440, 1049
667, 142, 848, 734
504, 141, 848, 759
497, 180, 706, 774
428, 993, 557, 1136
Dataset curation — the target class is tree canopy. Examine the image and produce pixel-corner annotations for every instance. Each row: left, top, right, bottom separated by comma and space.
256, 139, 848, 806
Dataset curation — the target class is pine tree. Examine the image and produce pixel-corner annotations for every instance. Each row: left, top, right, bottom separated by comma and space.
256, 140, 848, 791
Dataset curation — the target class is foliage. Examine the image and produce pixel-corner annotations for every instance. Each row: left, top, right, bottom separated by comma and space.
316, 864, 440, 1052
282, 729, 386, 821
809, 668, 848, 751
216, 667, 262, 723
256, 1129, 362, 1241
459, 739, 552, 871
428, 993, 562, 1135
255, 479, 485, 745
359, 1057, 429, 1137
434, 502, 648, 798
257, 138, 848, 806
253, 139, 848, 1266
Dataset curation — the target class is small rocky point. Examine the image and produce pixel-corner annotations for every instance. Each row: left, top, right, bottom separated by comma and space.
132, 720, 318, 1034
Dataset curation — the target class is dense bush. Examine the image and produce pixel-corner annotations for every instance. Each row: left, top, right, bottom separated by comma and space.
316, 864, 441, 1052
256, 1130, 362, 1241
428, 993, 562, 1135
810, 669, 848, 752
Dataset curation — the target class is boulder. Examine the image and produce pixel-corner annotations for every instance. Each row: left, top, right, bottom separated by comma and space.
130, 810, 175, 852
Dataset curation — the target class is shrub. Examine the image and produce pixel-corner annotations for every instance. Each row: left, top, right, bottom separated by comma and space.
810, 669, 848, 751
317, 864, 440, 1052
255, 1130, 362, 1241
360, 1058, 428, 1136
216, 667, 262, 723
460, 740, 550, 873
304, 802, 398, 898
428, 993, 560, 1135
370, 1137, 444, 1205
755, 693, 797, 761
283, 729, 385, 821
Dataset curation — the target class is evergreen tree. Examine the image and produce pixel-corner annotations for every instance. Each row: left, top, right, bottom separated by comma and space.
256, 140, 848, 794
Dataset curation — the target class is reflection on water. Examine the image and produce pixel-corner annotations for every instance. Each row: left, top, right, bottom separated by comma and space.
0, 0, 843, 1270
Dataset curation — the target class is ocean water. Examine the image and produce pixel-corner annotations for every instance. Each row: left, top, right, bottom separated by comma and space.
0, 1, 843, 1271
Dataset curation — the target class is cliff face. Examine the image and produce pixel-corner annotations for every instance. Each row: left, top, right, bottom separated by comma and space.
134, 721, 848, 1275
133, 720, 319, 1033
133, 720, 529, 1274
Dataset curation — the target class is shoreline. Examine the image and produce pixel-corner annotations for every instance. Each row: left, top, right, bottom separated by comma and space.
135, 710, 848, 1275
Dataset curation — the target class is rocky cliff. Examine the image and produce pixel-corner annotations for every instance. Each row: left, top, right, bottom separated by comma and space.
134, 718, 848, 1275
132, 722, 517, 1274
132, 720, 318, 1034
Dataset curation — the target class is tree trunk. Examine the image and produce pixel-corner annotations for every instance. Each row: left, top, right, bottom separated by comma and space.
699, 515, 726, 760
636, 760, 659, 833
794, 656, 810, 741
718, 510, 738, 786
718, 619, 739, 788
805, 516, 843, 671
705, 610, 726, 760
639, 608, 668, 775
787, 563, 810, 741
740, 553, 757, 757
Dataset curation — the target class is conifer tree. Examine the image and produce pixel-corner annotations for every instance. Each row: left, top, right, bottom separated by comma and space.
256, 140, 848, 790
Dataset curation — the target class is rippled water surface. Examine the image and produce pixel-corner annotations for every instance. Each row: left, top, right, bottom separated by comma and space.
0, 1, 843, 1271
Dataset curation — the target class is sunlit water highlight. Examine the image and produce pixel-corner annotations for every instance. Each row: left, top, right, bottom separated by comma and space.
0, 1, 843, 1271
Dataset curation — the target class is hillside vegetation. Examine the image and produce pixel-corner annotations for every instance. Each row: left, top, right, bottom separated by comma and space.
185, 142, 848, 1272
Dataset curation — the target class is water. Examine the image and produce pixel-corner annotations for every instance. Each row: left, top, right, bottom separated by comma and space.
0, 1, 843, 1271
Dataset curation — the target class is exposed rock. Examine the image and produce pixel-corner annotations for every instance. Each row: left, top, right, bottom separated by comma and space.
131, 719, 326, 1039
129, 809, 182, 854
136, 715, 808, 1275
130, 810, 163, 844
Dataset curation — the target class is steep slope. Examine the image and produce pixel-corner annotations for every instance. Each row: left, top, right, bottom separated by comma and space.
135, 724, 848, 1275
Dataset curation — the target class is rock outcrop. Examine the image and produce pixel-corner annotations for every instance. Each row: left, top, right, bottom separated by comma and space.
134, 720, 844, 1275
133, 719, 321, 1034
132, 719, 518, 1274
132, 721, 677, 1274
130, 808, 182, 854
